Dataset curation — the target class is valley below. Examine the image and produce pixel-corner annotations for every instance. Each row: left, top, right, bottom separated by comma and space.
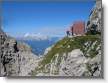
0, 0, 103, 77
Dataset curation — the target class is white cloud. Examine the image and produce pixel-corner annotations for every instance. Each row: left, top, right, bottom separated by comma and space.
34, 26, 68, 37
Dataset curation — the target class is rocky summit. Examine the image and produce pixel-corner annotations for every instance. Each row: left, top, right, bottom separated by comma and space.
87, 0, 102, 34
29, 0, 102, 77
0, 28, 39, 76
0, 0, 102, 77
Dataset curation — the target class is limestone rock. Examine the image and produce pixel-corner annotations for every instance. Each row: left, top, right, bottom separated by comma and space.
0, 28, 39, 76
59, 49, 88, 76
87, 0, 102, 33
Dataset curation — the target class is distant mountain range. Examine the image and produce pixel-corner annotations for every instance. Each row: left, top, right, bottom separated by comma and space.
16, 33, 61, 56
23, 33, 49, 41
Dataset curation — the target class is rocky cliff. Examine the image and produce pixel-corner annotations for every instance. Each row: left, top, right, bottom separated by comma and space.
30, 0, 102, 77
87, 0, 102, 34
0, 0, 102, 77
0, 28, 39, 76
30, 35, 101, 77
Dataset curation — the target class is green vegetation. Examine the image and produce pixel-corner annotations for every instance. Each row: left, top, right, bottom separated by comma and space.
41, 35, 101, 66
30, 34, 101, 75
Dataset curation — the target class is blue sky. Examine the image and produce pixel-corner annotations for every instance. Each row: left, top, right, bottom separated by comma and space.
2, 1, 95, 37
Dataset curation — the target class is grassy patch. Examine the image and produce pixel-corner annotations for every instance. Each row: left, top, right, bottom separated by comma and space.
30, 35, 101, 75
41, 35, 100, 66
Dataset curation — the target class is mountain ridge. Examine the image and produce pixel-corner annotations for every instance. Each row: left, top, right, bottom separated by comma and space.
16, 36, 60, 55
18, 33, 56, 41
29, 35, 101, 76
0, 0, 102, 77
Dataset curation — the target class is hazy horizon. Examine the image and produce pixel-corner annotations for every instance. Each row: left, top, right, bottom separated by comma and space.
2, 1, 95, 37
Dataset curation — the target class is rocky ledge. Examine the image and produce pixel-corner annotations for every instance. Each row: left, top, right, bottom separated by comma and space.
0, 29, 39, 76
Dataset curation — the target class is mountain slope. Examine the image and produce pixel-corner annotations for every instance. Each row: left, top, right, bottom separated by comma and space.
30, 0, 102, 77
30, 35, 101, 76
17, 37, 59, 55
0, 28, 39, 76
0, 0, 102, 77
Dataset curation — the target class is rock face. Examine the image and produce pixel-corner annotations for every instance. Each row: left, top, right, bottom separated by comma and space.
0, 28, 39, 76
30, 1, 102, 77
31, 35, 101, 77
59, 49, 88, 76
87, 0, 102, 33
59, 47, 101, 76
1, 37, 20, 76
0, 0, 102, 77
